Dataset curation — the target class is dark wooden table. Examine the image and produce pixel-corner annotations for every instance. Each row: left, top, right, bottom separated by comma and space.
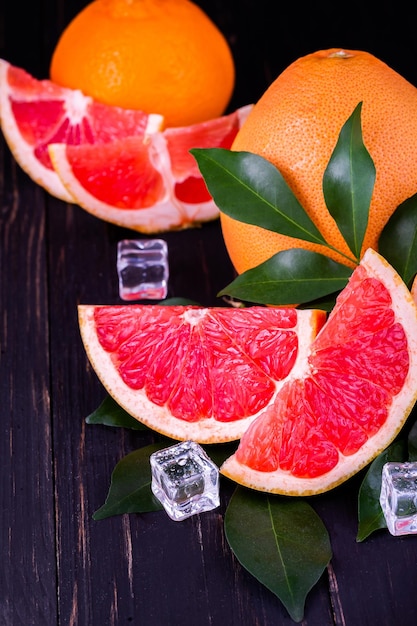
2, 1, 417, 625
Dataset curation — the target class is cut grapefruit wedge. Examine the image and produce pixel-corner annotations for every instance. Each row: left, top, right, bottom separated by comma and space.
0, 59, 162, 202
78, 305, 326, 443
221, 249, 417, 496
48, 105, 252, 232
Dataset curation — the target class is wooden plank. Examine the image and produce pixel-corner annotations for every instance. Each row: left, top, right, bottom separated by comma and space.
44, 201, 333, 624
0, 146, 57, 624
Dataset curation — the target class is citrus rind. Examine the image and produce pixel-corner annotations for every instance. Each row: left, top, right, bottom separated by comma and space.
222, 48, 417, 274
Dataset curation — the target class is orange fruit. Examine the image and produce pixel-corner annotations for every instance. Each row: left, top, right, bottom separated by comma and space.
221, 48, 417, 274
48, 105, 252, 232
78, 305, 326, 443
221, 249, 417, 496
0, 58, 161, 202
49, 0, 235, 128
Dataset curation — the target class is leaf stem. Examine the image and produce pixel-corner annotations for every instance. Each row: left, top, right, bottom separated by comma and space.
319, 241, 359, 266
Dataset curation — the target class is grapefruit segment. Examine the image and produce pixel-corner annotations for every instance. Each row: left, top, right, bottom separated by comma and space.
78, 305, 326, 443
0, 57, 251, 231
221, 249, 417, 495
49, 105, 253, 232
0, 58, 162, 202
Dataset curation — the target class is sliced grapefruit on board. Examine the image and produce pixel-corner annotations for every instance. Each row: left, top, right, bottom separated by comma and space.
0, 59, 162, 202
78, 305, 326, 443
221, 248, 417, 496
48, 105, 252, 232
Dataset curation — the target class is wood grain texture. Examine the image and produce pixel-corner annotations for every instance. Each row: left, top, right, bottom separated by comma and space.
0, 161, 57, 624
2, 1, 417, 625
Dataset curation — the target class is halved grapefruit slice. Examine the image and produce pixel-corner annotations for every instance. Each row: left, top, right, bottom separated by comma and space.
48, 105, 252, 232
221, 249, 417, 495
78, 305, 326, 443
0, 59, 162, 202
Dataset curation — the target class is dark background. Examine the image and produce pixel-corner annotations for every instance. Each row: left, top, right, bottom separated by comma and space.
3, 1, 417, 114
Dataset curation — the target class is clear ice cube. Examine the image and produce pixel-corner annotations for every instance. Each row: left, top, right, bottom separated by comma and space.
117, 239, 168, 301
380, 462, 417, 536
150, 441, 220, 521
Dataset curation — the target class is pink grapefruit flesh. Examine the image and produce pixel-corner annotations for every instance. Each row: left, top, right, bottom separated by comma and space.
48, 105, 252, 232
78, 305, 326, 443
221, 249, 417, 495
0, 58, 161, 202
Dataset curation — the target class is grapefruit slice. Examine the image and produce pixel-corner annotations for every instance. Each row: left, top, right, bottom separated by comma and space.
78, 305, 326, 443
48, 105, 252, 232
0, 59, 162, 202
221, 249, 417, 496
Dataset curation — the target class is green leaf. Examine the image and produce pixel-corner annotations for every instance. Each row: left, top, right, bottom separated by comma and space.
93, 442, 168, 520
378, 193, 417, 286
159, 297, 201, 306
356, 440, 406, 542
86, 395, 148, 430
323, 102, 375, 260
191, 147, 327, 245
204, 442, 239, 467
224, 488, 331, 622
297, 291, 340, 313
218, 249, 352, 305
407, 418, 417, 461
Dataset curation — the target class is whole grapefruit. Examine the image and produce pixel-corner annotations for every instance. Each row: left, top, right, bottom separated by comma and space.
49, 0, 235, 128
221, 48, 417, 273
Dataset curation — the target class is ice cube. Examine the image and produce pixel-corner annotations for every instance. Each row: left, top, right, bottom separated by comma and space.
117, 239, 168, 301
150, 441, 220, 521
380, 462, 417, 536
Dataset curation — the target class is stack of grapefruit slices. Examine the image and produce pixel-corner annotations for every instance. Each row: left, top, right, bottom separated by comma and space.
0, 59, 251, 232
79, 248, 417, 496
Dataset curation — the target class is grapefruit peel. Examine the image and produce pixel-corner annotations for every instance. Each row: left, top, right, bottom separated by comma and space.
221, 248, 417, 496
193, 103, 375, 306
194, 102, 417, 307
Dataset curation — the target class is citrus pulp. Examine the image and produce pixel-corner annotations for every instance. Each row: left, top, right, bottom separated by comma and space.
78, 305, 326, 443
221, 249, 417, 495
48, 105, 252, 232
0, 58, 161, 202
0, 59, 250, 231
